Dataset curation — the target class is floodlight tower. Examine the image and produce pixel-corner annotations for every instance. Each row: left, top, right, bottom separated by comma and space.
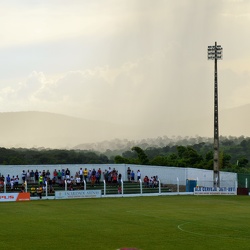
207, 42, 223, 189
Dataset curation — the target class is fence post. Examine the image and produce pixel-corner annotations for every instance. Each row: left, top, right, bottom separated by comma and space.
158, 179, 161, 194
121, 179, 124, 195
25, 181, 27, 193
246, 178, 248, 189
139, 179, 142, 195
103, 180, 106, 196
83, 180, 86, 191
65, 180, 67, 191
177, 177, 179, 193
4, 181, 6, 193
45, 181, 48, 197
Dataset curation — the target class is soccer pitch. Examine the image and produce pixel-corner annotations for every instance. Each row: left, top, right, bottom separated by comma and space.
1, 195, 250, 250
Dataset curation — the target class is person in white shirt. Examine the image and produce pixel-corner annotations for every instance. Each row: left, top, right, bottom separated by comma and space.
76, 176, 81, 187
79, 168, 83, 182
137, 170, 141, 182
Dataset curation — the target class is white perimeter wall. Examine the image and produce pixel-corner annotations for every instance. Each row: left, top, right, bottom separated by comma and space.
0, 164, 237, 187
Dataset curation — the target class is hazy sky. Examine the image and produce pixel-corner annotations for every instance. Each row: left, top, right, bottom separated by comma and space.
0, 0, 250, 129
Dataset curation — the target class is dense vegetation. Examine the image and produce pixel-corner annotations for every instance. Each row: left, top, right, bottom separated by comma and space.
114, 137, 250, 173
0, 148, 109, 165
0, 136, 249, 173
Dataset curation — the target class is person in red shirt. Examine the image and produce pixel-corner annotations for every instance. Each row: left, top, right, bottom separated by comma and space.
91, 175, 96, 187
112, 173, 117, 185
0, 178, 4, 192
143, 176, 149, 188
97, 168, 102, 183
53, 169, 58, 182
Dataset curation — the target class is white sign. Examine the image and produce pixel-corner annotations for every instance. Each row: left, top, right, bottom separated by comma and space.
194, 187, 236, 195
0, 193, 30, 202
55, 190, 102, 199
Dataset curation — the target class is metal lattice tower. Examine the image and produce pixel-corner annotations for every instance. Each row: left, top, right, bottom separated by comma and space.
208, 42, 223, 188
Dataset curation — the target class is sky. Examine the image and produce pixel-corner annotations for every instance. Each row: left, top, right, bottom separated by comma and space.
0, 0, 250, 135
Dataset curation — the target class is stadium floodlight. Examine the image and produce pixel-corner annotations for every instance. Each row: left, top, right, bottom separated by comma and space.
208, 44, 223, 60
208, 42, 223, 189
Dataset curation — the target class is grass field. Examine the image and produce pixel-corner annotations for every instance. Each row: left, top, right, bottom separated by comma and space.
1, 195, 250, 250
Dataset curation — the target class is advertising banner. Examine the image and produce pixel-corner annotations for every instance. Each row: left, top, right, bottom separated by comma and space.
194, 187, 236, 195
55, 190, 102, 199
0, 193, 30, 202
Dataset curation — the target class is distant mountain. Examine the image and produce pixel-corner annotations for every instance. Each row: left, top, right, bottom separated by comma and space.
74, 104, 250, 152
0, 111, 137, 149
0, 104, 249, 149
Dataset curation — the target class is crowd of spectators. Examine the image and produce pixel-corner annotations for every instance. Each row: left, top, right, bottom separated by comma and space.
0, 167, 122, 192
143, 175, 159, 188
0, 174, 21, 192
126, 167, 159, 188
0, 166, 160, 194
103, 167, 122, 186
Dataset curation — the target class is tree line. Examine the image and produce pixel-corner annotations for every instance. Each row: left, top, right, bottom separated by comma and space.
0, 136, 249, 173
0, 148, 109, 165
114, 138, 250, 173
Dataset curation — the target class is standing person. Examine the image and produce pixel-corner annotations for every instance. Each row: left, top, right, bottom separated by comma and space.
154, 176, 159, 188
104, 170, 108, 183
92, 168, 96, 177
30, 170, 35, 183
30, 185, 36, 196
91, 174, 96, 187
57, 170, 62, 184
143, 176, 149, 188
108, 172, 112, 185
65, 168, 70, 180
37, 185, 43, 199
131, 171, 135, 182
79, 168, 83, 182
61, 169, 65, 181
112, 171, 117, 185
20, 183, 25, 193
6, 174, 11, 189
14, 175, 19, 189
88, 169, 92, 182
46, 170, 50, 179
10, 177, 14, 191
53, 169, 58, 182
39, 175, 43, 185
137, 170, 141, 182
48, 178, 53, 194
118, 173, 122, 186
26, 170, 30, 183
83, 168, 88, 182
76, 176, 81, 187
98, 168, 102, 181
127, 167, 131, 182
35, 170, 39, 183
95, 171, 100, 184
0, 178, 4, 192
22, 170, 26, 183
108, 167, 112, 174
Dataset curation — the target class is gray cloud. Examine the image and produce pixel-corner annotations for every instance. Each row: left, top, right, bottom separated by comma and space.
0, 0, 250, 139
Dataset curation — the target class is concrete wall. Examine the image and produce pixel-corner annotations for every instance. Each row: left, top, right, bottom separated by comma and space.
0, 164, 237, 187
